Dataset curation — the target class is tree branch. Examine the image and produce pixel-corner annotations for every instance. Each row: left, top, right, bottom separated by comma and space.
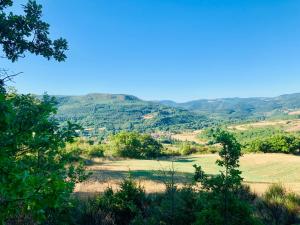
0, 68, 23, 85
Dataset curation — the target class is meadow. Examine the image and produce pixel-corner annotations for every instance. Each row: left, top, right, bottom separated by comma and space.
228, 119, 300, 132
75, 153, 300, 195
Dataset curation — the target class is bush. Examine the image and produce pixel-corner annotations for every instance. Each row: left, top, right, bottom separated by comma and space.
76, 177, 149, 225
71, 177, 300, 225
74, 198, 115, 225
180, 143, 198, 155
87, 145, 105, 157
256, 183, 300, 225
149, 186, 198, 225
65, 140, 105, 159
248, 134, 300, 153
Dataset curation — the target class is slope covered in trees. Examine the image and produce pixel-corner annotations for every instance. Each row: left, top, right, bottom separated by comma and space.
160, 93, 300, 121
54, 92, 300, 133
54, 93, 212, 133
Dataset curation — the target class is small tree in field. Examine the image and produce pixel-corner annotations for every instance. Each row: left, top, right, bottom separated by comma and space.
193, 129, 262, 225
107, 131, 162, 159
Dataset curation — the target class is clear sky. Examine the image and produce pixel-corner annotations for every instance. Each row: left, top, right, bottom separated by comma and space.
3, 0, 300, 102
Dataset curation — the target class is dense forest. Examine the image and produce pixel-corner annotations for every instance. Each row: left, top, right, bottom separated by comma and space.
160, 93, 300, 121
54, 94, 212, 133
52, 93, 300, 135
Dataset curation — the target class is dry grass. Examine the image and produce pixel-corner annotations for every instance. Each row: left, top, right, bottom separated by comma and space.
75, 153, 300, 196
171, 130, 205, 144
169, 119, 300, 146
228, 119, 300, 132
288, 110, 300, 115
228, 120, 289, 131
143, 113, 156, 119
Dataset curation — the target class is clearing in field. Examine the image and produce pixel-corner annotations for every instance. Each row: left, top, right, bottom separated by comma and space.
288, 110, 300, 115
75, 153, 300, 196
171, 130, 205, 144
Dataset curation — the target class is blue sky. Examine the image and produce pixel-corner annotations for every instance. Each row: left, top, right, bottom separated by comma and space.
3, 0, 300, 102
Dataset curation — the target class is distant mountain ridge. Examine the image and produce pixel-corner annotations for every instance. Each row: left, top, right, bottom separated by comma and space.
159, 93, 300, 120
54, 93, 211, 134
53, 92, 300, 134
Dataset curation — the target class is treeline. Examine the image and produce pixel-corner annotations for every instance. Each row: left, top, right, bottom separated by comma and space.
248, 134, 300, 153
65, 132, 163, 159
66, 131, 220, 160
200, 127, 300, 154
68, 127, 300, 161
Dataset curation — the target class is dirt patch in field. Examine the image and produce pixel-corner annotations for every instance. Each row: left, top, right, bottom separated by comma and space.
288, 110, 300, 115
285, 122, 300, 132
143, 113, 156, 119
171, 130, 205, 144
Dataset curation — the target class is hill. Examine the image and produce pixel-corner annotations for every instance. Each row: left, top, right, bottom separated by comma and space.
55, 93, 212, 134
54, 92, 300, 135
160, 93, 300, 121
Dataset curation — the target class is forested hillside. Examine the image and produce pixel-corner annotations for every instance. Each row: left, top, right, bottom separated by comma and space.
55, 93, 211, 133
160, 93, 300, 121
54, 93, 300, 133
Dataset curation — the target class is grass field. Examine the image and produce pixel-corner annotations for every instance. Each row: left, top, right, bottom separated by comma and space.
171, 130, 205, 144
168, 119, 300, 145
75, 153, 300, 196
228, 119, 300, 132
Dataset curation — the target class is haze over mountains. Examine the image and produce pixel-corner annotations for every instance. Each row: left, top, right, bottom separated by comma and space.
54, 92, 300, 133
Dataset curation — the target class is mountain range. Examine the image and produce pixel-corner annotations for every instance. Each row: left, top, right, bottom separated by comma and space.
54, 93, 300, 134
55, 93, 211, 134
159, 93, 300, 120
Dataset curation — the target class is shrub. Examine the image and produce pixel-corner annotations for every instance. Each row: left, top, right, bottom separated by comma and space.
248, 134, 300, 153
87, 145, 105, 157
256, 183, 300, 225
65, 143, 85, 161
154, 186, 198, 225
74, 198, 115, 225
180, 143, 197, 155
65, 140, 105, 159
75, 177, 149, 225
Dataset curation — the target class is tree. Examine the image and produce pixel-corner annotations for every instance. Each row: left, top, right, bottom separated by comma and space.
107, 131, 163, 159
249, 134, 300, 154
0, 1, 83, 223
0, 93, 86, 223
139, 134, 163, 158
0, 0, 67, 63
193, 129, 261, 225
